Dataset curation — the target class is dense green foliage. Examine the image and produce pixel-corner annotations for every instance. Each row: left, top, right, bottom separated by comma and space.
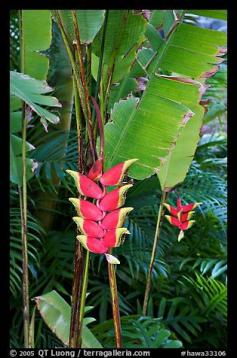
10, 10, 227, 349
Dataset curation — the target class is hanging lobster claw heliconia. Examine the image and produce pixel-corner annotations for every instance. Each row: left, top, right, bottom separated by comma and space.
67, 158, 138, 262
164, 197, 202, 241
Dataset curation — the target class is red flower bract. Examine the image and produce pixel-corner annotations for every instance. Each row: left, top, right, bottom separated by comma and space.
103, 228, 129, 248
73, 217, 105, 238
98, 184, 133, 212
77, 235, 108, 254
69, 198, 104, 221
88, 158, 103, 181
100, 207, 133, 229
66, 170, 104, 199
100, 159, 138, 186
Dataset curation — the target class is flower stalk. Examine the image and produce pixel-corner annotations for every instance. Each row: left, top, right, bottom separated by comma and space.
107, 250, 122, 348
19, 9, 30, 347
54, 11, 97, 347
69, 240, 84, 348
143, 190, 168, 316
77, 250, 90, 346
68, 87, 85, 347
71, 10, 96, 161
67, 98, 137, 347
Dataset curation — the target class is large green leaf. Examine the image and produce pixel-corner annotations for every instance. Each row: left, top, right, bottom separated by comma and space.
187, 10, 227, 20
104, 75, 191, 180
157, 76, 205, 190
58, 10, 105, 44
35, 290, 102, 348
93, 10, 147, 91
10, 110, 22, 134
108, 76, 137, 112
10, 71, 61, 125
104, 17, 226, 186
162, 24, 225, 78
93, 10, 146, 66
22, 10, 52, 79
10, 134, 34, 185
147, 23, 226, 79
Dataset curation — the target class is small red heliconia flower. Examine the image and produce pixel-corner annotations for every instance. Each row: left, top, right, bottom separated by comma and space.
163, 203, 179, 216
164, 197, 201, 241
176, 198, 200, 213
68, 159, 137, 258
164, 199, 200, 216
178, 211, 194, 222
165, 216, 181, 228
180, 220, 195, 230
165, 215, 195, 230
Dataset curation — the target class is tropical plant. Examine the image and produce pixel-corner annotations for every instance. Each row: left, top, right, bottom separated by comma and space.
10, 9, 227, 349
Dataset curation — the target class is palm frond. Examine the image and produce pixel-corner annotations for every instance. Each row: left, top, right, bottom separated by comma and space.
157, 297, 204, 344
180, 273, 227, 324
10, 207, 45, 298
30, 230, 75, 297
179, 258, 227, 281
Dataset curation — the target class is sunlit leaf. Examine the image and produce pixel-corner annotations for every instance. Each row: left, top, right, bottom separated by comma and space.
58, 10, 105, 44
35, 290, 102, 348
10, 71, 61, 125
22, 10, 52, 80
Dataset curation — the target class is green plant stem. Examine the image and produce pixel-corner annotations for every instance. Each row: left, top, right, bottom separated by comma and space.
18, 182, 30, 348
93, 10, 108, 108
143, 190, 168, 316
93, 9, 109, 126
19, 9, 30, 348
71, 10, 96, 161
73, 76, 83, 171
21, 115, 30, 347
69, 241, 84, 348
103, 10, 129, 118
77, 249, 90, 346
55, 10, 96, 160
108, 249, 122, 348
91, 97, 104, 160
69, 77, 84, 348
86, 45, 92, 96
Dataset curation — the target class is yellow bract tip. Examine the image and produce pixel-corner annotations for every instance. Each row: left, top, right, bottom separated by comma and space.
69, 197, 80, 206
124, 158, 139, 168
76, 235, 88, 249
73, 217, 83, 226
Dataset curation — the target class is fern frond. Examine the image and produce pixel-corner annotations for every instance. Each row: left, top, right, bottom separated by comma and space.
92, 315, 182, 348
